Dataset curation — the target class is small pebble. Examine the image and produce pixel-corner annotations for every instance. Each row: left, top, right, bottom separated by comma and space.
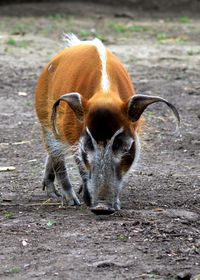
177, 272, 192, 280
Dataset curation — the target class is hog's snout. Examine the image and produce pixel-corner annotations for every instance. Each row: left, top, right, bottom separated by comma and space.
90, 202, 115, 215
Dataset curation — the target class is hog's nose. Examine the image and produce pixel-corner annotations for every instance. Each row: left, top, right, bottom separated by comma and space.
90, 202, 115, 215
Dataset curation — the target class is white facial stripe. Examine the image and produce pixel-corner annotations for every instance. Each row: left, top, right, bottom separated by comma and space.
63, 33, 110, 92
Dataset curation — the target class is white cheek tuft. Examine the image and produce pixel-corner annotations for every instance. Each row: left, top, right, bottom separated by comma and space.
133, 133, 141, 168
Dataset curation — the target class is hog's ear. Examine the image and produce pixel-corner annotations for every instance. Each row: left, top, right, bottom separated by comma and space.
127, 94, 180, 127
51, 93, 85, 136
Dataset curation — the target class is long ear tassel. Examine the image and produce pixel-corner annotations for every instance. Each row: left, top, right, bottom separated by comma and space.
163, 100, 180, 135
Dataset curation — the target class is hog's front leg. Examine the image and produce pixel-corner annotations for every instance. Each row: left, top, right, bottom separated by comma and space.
74, 153, 91, 206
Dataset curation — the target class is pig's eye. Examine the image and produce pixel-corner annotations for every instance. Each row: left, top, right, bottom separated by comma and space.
112, 137, 123, 152
82, 130, 95, 152
84, 137, 94, 151
81, 149, 91, 170
112, 132, 132, 155
117, 152, 134, 179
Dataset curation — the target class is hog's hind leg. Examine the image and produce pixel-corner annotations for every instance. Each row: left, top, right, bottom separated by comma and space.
43, 155, 61, 199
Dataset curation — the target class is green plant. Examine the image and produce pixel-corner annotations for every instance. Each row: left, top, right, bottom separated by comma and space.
18, 40, 31, 49
79, 204, 87, 212
129, 25, 148, 32
116, 234, 129, 242
187, 49, 194, 55
4, 211, 15, 219
175, 35, 188, 43
79, 30, 91, 39
110, 22, 128, 33
47, 219, 56, 227
145, 111, 155, 119
7, 37, 17, 46
7, 37, 31, 48
11, 23, 26, 35
49, 13, 64, 21
179, 16, 190, 24
95, 34, 107, 42
8, 267, 21, 274
187, 49, 200, 55
39, 25, 54, 37
156, 32, 167, 42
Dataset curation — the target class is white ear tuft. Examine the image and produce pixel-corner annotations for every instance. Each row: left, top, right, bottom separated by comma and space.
63, 33, 81, 48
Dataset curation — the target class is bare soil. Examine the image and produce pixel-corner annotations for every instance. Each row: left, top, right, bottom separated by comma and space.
0, 2, 199, 280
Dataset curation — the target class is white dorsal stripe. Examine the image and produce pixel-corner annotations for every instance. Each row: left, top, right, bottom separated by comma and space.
63, 33, 110, 92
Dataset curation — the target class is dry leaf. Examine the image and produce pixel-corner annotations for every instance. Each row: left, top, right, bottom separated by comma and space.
0, 166, 16, 172
18, 92, 27, 96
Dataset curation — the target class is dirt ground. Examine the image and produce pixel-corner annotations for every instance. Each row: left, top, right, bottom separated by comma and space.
0, 2, 200, 280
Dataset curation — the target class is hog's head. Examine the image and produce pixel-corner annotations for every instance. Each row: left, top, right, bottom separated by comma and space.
52, 93, 180, 214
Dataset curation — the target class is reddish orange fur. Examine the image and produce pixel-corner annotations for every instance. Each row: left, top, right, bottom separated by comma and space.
35, 43, 142, 145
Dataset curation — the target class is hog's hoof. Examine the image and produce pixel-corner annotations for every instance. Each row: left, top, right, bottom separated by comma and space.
90, 203, 115, 215
78, 184, 83, 194
62, 190, 81, 206
68, 197, 81, 206
43, 180, 62, 200
47, 190, 62, 200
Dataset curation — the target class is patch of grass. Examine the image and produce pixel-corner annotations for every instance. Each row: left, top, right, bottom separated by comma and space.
11, 23, 27, 35
109, 22, 128, 33
174, 35, 188, 44
7, 267, 21, 274
7, 37, 17, 46
129, 25, 148, 32
187, 49, 194, 56
148, 271, 159, 279
25, 101, 32, 107
156, 32, 167, 43
17, 40, 31, 49
30, 169, 38, 177
40, 25, 54, 37
78, 30, 107, 42
109, 21, 149, 34
79, 204, 87, 212
47, 219, 57, 228
116, 234, 129, 242
145, 111, 155, 119
79, 30, 91, 39
187, 49, 200, 56
49, 13, 64, 21
179, 16, 190, 24
4, 211, 15, 219
6, 37, 31, 48
95, 33, 107, 42
156, 32, 188, 44
107, 18, 150, 33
